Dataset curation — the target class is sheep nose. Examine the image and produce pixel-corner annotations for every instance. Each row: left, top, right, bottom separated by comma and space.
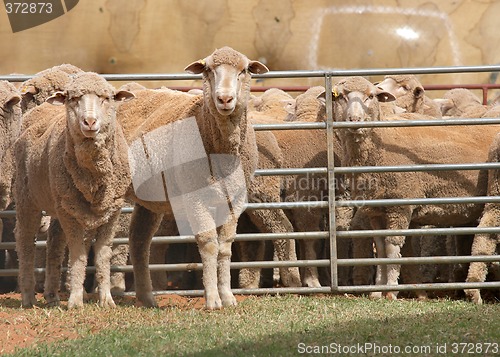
217, 94, 234, 106
84, 117, 97, 129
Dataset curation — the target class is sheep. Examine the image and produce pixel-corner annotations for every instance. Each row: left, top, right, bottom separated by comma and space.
376, 74, 442, 118
464, 132, 500, 304
14, 72, 134, 308
434, 88, 487, 118
249, 87, 295, 119
327, 76, 498, 300
118, 47, 300, 309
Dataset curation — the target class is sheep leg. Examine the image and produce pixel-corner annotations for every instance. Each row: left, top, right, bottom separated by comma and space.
465, 233, 499, 304
237, 240, 265, 289
351, 209, 376, 287
217, 219, 237, 307
385, 238, 403, 300
129, 204, 163, 308
110, 243, 129, 294
43, 219, 67, 307
371, 236, 386, 299
247, 209, 301, 287
196, 229, 221, 309
93, 211, 121, 308
294, 209, 324, 288
59, 217, 88, 309
15, 209, 43, 307
150, 217, 178, 291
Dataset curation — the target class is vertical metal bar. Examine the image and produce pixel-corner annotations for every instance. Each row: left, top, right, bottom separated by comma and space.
324, 73, 338, 292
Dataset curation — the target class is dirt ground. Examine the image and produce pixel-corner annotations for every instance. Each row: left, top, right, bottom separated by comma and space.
0, 292, 248, 355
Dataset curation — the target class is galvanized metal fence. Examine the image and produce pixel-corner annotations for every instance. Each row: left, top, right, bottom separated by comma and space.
1, 65, 500, 299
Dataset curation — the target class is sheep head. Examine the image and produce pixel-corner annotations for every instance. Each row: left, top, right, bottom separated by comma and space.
434, 88, 482, 117
318, 76, 395, 130
376, 75, 424, 113
184, 46, 268, 116
46, 72, 134, 140
20, 64, 83, 113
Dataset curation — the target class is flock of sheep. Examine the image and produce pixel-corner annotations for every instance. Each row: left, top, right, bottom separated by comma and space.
0, 46, 499, 310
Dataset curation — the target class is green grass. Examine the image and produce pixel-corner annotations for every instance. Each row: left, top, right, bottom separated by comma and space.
6, 294, 500, 356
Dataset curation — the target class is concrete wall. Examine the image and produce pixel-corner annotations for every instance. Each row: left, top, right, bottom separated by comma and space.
1, 0, 499, 87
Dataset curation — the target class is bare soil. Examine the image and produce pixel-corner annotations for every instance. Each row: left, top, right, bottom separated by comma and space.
0, 292, 247, 355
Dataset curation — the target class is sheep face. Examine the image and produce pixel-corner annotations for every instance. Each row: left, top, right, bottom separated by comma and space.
46, 73, 134, 140
377, 75, 424, 101
185, 46, 268, 116
323, 77, 395, 129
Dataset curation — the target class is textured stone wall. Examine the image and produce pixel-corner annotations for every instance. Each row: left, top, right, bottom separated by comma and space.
1, 0, 499, 87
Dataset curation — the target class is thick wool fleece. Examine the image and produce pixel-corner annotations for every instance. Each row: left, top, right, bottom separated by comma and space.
441, 88, 487, 118
20, 64, 83, 112
0, 81, 22, 157
293, 87, 326, 122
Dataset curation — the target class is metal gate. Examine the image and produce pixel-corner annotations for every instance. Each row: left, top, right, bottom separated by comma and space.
1, 65, 500, 299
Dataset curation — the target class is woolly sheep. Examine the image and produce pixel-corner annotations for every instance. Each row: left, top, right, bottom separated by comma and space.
2, 65, 128, 296
14, 72, 134, 308
434, 88, 487, 118
118, 47, 299, 309
329, 76, 498, 300
376, 74, 442, 118
464, 132, 500, 304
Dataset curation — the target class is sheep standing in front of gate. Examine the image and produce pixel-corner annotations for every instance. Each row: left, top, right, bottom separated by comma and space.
119, 47, 300, 309
14, 72, 134, 308
327, 76, 498, 299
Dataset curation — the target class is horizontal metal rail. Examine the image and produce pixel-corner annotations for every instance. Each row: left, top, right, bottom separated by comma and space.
1, 255, 497, 277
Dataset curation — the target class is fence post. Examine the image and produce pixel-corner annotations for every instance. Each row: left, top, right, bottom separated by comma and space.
324, 73, 338, 292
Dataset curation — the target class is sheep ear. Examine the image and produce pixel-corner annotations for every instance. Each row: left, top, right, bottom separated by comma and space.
5, 94, 21, 108
114, 90, 135, 102
20, 84, 37, 95
434, 98, 454, 113
46, 92, 66, 106
248, 61, 269, 74
185, 60, 206, 74
413, 86, 424, 99
376, 88, 396, 102
316, 87, 340, 100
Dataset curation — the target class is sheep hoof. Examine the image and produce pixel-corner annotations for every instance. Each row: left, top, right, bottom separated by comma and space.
98, 294, 116, 308
205, 292, 222, 310
385, 292, 398, 301
44, 292, 60, 307
369, 291, 383, 299
302, 277, 321, 288
464, 289, 483, 305
67, 296, 84, 309
281, 268, 302, 287
220, 292, 237, 307
21, 292, 37, 308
